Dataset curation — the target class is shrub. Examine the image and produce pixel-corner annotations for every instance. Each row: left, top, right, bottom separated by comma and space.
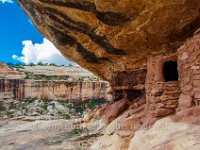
0, 104, 5, 111
24, 74, 30, 79
24, 97, 37, 103
78, 77, 85, 81
70, 128, 84, 136
86, 99, 96, 110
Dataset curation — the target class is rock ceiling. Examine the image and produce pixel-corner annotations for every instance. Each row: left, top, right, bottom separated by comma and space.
17, 0, 200, 81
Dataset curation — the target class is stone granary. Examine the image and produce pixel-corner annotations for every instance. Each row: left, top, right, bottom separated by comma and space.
109, 31, 200, 118
15, 0, 200, 149
146, 32, 200, 117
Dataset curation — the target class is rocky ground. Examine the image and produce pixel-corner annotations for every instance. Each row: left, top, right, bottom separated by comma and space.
0, 98, 200, 150
0, 98, 106, 121
0, 119, 102, 150
0, 98, 106, 150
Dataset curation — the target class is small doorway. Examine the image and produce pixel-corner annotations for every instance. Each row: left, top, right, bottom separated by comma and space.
163, 61, 178, 82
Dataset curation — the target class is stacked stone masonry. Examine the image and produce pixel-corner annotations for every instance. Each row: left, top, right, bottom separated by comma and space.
146, 53, 180, 117
147, 82, 180, 117
178, 32, 200, 108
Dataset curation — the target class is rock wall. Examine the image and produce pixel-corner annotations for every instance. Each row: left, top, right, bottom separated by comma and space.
178, 31, 200, 109
145, 32, 200, 116
0, 79, 109, 102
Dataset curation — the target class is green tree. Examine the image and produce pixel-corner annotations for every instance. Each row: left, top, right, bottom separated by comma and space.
37, 61, 44, 66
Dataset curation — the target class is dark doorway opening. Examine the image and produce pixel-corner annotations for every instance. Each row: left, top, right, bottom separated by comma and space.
163, 61, 178, 82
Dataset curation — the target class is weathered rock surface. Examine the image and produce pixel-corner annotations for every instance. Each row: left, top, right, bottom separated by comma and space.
128, 107, 200, 150
17, 0, 200, 81
90, 133, 130, 150
91, 106, 200, 150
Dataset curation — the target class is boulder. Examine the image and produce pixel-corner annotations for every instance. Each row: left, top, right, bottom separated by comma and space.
33, 100, 45, 108
103, 99, 128, 125
83, 113, 92, 123
50, 101, 69, 114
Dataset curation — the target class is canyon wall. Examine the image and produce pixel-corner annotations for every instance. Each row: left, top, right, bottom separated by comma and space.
0, 79, 109, 102
0, 63, 24, 101
24, 80, 109, 102
0, 63, 109, 102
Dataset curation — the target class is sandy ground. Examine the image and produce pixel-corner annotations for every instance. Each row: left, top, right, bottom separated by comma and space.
0, 119, 99, 150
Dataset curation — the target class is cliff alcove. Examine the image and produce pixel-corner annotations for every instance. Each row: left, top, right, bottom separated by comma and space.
16, 0, 200, 82
15, 0, 200, 150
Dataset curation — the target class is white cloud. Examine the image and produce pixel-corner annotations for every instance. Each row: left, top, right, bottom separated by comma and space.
0, 0, 13, 4
28, 19, 33, 25
12, 38, 75, 66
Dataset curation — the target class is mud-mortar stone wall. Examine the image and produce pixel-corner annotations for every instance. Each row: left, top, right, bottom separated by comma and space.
178, 31, 200, 109
146, 54, 180, 117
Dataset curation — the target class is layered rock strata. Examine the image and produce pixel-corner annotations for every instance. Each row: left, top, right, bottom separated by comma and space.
0, 79, 109, 102
24, 80, 109, 102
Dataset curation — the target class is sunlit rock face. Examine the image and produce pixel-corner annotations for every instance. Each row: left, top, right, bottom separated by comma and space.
17, 0, 200, 81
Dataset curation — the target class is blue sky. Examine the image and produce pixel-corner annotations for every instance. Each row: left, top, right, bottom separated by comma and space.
0, 0, 74, 65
